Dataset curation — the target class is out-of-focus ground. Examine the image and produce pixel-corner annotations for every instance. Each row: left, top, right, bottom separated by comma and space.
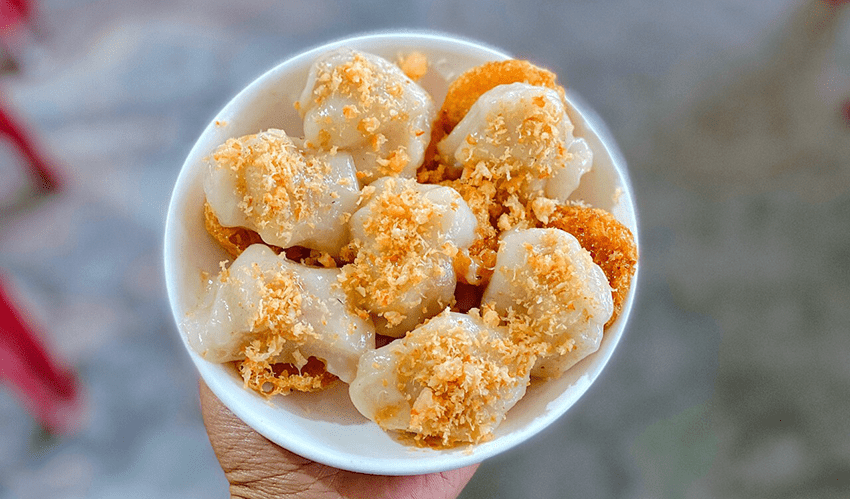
0, 1, 848, 498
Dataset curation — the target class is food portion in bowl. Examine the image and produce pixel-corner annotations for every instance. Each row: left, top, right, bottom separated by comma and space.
184, 47, 638, 448
296, 49, 435, 185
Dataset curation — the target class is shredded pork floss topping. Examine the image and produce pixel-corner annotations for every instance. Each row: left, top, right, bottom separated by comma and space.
349, 310, 535, 447
215, 130, 312, 236
184, 245, 307, 363
298, 48, 434, 184
206, 129, 360, 254
340, 177, 474, 336
239, 265, 321, 396
402, 316, 528, 446
543, 203, 638, 328
190, 49, 639, 450
184, 245, 375, 394
438, 83, 574, 204
432, 83, 593, 284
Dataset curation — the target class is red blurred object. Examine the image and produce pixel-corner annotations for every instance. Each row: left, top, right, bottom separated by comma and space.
0, 276, 80, 434
1, 0, 75, 435
0, 104, 61, 193
1, 0, 61, 194
0, 0, 32, 31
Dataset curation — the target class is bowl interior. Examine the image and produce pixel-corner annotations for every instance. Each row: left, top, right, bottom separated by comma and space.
164, 31, 638, 475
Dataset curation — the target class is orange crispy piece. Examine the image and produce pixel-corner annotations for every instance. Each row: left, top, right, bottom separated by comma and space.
419, 59, 566, 183
239, 356, 338, 397
204, 201, 283, 258
440, 59, 565, 132
543, 204, 637, 328
204, 201, 264, 258
205, 201, 342, 268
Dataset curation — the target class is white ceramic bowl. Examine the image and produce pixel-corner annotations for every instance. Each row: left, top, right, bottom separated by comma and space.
164, 30, 639, 476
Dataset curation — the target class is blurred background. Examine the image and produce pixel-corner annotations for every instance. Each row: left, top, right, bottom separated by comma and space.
1, 0, 848, 497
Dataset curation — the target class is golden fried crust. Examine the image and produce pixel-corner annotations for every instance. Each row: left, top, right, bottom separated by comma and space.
203, 202, 266, 258
238, 356, 337, 397
204, 201, 291, 259
543, 204, 637, 328
441, 59, 565, 130
418, 126, 457, 183
419, 59, 566, 183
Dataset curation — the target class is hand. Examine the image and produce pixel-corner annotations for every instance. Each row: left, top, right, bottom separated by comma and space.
199, 381, 479, 499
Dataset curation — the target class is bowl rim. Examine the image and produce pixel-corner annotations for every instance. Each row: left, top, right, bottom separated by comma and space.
164, 29, 639, 475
